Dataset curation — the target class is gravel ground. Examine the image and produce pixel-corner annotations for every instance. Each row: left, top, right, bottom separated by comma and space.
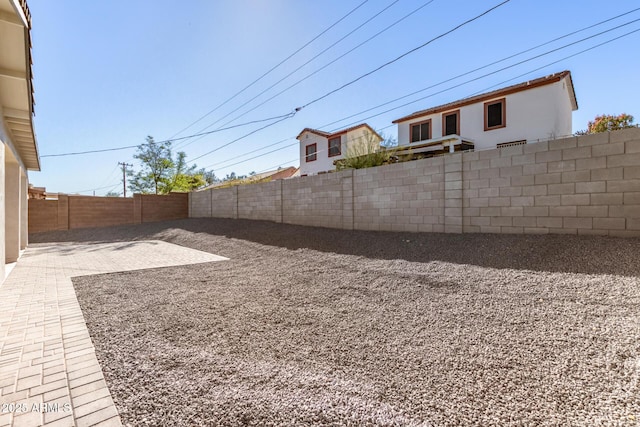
33, 219, 640, 426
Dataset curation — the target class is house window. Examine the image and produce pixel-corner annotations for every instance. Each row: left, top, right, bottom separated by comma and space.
328, 136, 341, 157
442, 110, 460, 136
485, 98, 506, 130
305, 143, 317, 162
410, 119, 432, 143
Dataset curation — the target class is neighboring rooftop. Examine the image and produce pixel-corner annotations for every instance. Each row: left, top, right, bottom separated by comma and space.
393, 71, 578, 124
201, 166, 299, 190
297, 123, 382, 140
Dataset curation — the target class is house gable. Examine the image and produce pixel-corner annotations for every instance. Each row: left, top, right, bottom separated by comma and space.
298, 123, 383, 175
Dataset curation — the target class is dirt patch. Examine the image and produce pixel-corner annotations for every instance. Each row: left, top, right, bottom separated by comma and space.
54, 218, 640, 426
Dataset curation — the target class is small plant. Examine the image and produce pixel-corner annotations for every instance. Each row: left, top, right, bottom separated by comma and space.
336, 131, 396, 171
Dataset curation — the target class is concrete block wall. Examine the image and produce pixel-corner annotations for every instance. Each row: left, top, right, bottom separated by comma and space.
213, 187, 238, 218
27, 199, 59, 233
190, 128, 640, 237
139, 192, 188, 223
190, 189, 212, 218
353, 158, 446, 233
69, 196, 135, 229
239, 181, 281, 223
283, 171, 350, 229
461, 129, 640, 236
29, 193, 189, 233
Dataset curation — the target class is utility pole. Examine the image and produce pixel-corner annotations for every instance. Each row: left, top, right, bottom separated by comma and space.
118, 162, 133, 197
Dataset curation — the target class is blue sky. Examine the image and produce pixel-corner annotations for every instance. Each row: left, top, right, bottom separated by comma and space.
28, 0, 640, 195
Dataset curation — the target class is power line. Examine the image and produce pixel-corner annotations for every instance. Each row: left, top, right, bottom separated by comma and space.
39, 112, 297, 158
319, 7, 640, 130
41, 1, 510, 163
95, 164, 120, 189
166, 0, 370, 142
302, 0, 512, 109
40, 6, 640, 177
172, 0, 419, 152
41, 144, 139, 158
70, 182, 122, 194
198, 0, 438, 142
104, 183, 121, 197
330, 21, 640, 131
182, 1, 509, 165
471, 27, 640, 96
206, 124, 396, 172
181, 0, 407, 144
188, 112, 297, 164
206, 137, 295, 169
197, 19, 640, 173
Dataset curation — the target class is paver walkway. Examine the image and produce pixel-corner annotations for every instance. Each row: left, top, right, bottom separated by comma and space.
0, 240, 227, 427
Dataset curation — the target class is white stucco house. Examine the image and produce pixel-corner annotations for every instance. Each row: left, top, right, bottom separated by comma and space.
0, 0, 39, 282
392, 71, 578, 155
298, 123, 383, 176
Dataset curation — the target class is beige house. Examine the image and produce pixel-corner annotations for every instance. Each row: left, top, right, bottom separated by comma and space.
298, 123, 383, 176
0, 0, 39, 281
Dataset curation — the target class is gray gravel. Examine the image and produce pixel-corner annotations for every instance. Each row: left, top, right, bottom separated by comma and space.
33, 219, 640, 426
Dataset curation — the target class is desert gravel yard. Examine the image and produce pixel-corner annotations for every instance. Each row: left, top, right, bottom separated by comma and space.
32, 218, 640, 426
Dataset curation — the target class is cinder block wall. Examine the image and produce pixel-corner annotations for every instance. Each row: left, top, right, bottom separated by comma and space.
29, 193, 189, 233
140, 192, 188, 223
190, 189, 212, 217
239, 181, 281, 223
352, 158, 447, 232
27, 199, 58, 233
69, 196, 135, 229
190, 128, 640, 237
461, 129, 640, 237
283, 171, 350, 229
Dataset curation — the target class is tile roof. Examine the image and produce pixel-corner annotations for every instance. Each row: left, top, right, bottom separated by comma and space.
297, 123, 383, 141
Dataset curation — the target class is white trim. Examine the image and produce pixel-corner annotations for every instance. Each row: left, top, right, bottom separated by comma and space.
8, 0, 28, 28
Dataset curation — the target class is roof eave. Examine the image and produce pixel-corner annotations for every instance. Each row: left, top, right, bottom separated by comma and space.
392, 71, 573, 124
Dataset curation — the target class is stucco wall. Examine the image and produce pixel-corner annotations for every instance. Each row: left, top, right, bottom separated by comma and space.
192, 128, 640, 237
299, 132, 329, 176
0, 141, 5, 280
397, 77, 574, 151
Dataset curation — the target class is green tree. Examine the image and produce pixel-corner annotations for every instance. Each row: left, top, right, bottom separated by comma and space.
128, 136, 216, 194
164, 152, 207, 192
198, 169, 218, 186
575, 113, 635, 135
105, 191, 120, 197
128, 136, 174, 194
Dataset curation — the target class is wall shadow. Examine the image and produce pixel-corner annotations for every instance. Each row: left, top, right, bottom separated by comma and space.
30, 217, 640, 277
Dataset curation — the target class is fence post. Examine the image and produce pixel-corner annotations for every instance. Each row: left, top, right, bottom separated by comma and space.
444, 153, 463, 233
133, 194, 142, 224
57, 194, 69, 230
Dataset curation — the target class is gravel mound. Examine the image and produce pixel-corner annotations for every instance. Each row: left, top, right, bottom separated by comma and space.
37, 218, 640, 426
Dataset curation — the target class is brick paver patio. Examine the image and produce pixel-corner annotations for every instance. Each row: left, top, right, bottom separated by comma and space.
0, 240, 227, 427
